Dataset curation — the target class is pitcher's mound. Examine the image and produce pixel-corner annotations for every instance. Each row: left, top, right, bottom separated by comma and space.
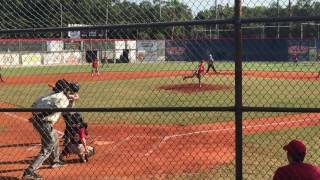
159, 83, 231, 93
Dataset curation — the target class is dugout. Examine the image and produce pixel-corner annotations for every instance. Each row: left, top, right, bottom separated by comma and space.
119, 49, 129, 63
86, 50, 98, 63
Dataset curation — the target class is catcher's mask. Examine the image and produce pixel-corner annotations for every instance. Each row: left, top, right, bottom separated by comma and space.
70, 82, 80, 93
54, 79, 70, 92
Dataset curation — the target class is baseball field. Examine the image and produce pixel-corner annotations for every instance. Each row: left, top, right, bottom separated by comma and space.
0, 61, 320, 179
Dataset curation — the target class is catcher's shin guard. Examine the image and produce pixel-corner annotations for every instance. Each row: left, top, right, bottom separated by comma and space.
84, 146, 96, 162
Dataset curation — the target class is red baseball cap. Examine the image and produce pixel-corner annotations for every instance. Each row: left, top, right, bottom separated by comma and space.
283, 139, 306, 160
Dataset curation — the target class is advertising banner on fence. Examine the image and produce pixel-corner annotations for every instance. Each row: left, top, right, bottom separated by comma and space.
129, 50, 136, 63
21, 53, 42, 66
287, 40, 311, 61
316, 40, 320, 61
127, 40, 136, 50
115, 41, 126, 50
0, 53, 20, 66
165, 40, 188, 61
43, 52, 63, 65
47, 41, 63, 52
137, 40, 165, 62
63, 52, 81, 64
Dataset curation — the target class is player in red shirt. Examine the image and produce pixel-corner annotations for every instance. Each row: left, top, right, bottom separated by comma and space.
183, 59, 206, 88
0, 66, 4, 82
91, 56, 100, 76
273, 139, 320, 180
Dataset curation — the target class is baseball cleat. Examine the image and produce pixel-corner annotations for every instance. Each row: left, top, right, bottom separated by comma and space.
22, 171, 42, 180
50, 161, 64, 168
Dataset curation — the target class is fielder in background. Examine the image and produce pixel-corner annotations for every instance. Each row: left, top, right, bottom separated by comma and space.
101, 54, 108, 68
91, 55, 100, 77
206, 53, 217, 73
0, 66, 4, 82
273, 139, 320, 180
22, 79, 73, 180
183, 59, 206, 88
60, 112, 96, 163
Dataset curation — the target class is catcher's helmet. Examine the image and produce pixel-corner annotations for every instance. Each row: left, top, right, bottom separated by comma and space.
70, 82, 80, 93
55, 79, 70, 92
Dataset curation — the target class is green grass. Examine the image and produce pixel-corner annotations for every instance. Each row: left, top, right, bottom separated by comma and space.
0, 125, 6, 133
0, 62, 319, 179
1, 74, 309, 124
1, 61, 319, 124
1, 61, 320, 76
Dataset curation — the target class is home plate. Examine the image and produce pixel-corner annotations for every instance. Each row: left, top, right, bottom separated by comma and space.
94, 141, 114, 146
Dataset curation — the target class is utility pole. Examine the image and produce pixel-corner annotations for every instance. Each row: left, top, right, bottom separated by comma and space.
288, 0, 292, 38
215, 0, 218, 39
159, 0, 162, 20
277, 0, 280, 38
106, 2, 109, 39
60, 3, 63, 38
300, 23, 303, 40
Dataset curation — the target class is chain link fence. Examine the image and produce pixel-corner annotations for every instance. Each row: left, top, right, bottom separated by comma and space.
0, 0, 320, 180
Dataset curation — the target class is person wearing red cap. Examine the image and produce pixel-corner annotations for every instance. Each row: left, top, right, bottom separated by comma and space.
273, 139, 320, 180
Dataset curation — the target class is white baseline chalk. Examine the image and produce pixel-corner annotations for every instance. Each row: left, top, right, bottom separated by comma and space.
144, 118, 318, 156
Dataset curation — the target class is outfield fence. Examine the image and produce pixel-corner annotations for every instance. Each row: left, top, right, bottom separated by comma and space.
0, 0, 320, 180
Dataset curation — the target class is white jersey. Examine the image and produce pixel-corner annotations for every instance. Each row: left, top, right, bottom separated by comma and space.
32, 91, 69, 124
209, 54, 214, 63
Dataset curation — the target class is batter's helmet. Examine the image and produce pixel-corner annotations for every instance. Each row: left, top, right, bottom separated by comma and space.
55, 79, 70, 92
70, 82, 80, 93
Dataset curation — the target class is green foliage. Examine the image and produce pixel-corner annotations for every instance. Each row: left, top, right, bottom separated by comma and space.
1, 0, 319, 39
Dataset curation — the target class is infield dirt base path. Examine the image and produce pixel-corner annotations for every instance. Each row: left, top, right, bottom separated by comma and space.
0, 70, 319, 179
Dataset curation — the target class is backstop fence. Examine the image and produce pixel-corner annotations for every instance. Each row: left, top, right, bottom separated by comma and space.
0, 0, 320, 180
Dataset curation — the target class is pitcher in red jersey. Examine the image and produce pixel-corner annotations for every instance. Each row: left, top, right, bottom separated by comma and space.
183, 59, 206, 88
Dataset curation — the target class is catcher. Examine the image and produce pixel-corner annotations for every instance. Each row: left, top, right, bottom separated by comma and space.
62, 81, 80, 145
60, 112, 95, 163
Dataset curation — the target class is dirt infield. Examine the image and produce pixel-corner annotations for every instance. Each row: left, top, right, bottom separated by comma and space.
0, 70, 319, 179
158, 83, 232, 93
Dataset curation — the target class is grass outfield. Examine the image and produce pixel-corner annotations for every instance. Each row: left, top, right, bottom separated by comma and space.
1, 62, 319, 179
1, 77, 318, 124
1, 61, 320, 76
0, 62, 319, 124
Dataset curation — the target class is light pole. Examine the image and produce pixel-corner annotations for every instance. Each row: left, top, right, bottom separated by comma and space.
301, 23, 303, 39
215, 0, 218, 39
288, 0, 292, 38
159, 0, 162, 20
277, 0, 280, 38
106, 3, 109, 39
60, 3, 63, 38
